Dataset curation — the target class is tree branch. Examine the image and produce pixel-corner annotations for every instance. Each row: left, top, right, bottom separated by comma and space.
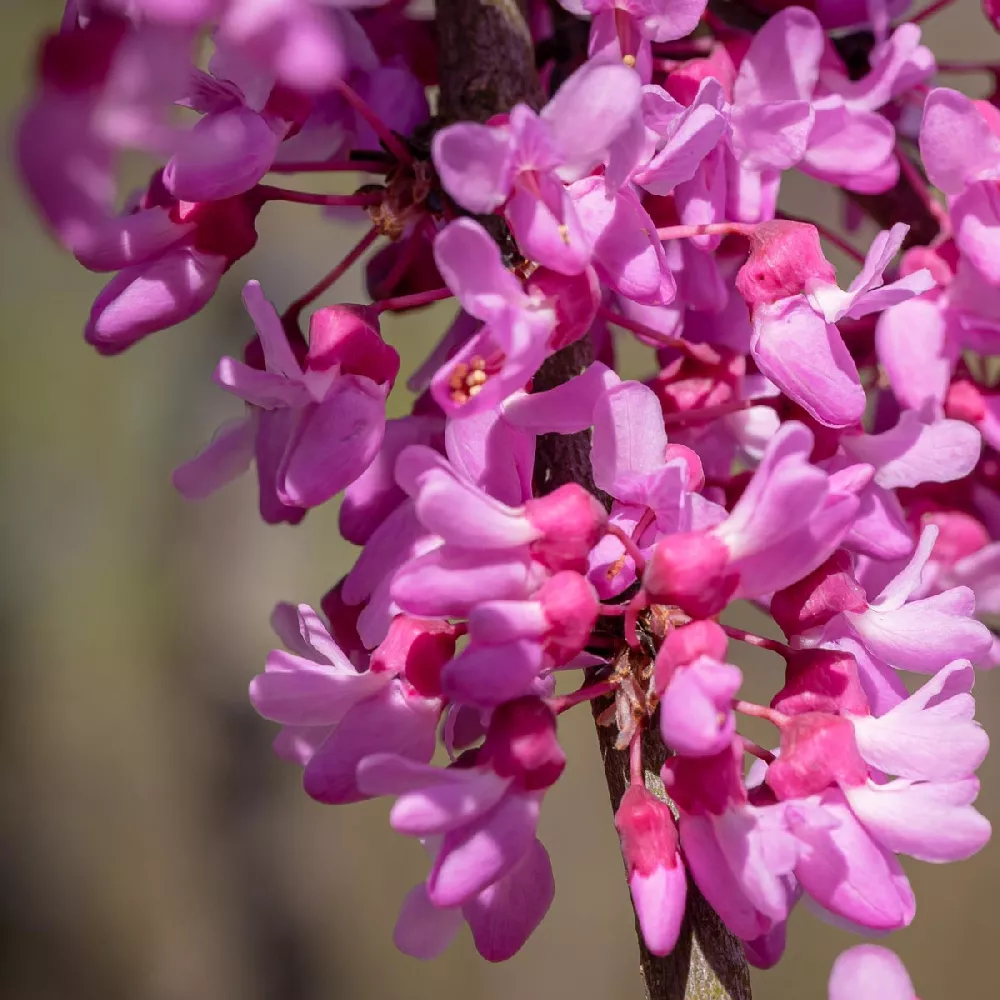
434, 4, 751, 997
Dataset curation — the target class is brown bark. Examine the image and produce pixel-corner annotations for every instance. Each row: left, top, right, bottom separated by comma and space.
434, 4, 751, 997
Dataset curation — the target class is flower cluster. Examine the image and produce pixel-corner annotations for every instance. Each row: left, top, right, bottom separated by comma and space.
20, 0, 1000, 994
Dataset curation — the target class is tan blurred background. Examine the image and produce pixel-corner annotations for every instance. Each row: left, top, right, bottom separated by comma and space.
2, 1, 999, 997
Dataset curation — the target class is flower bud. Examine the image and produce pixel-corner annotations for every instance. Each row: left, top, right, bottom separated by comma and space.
769, 551, 867, 638
735, 221, 837, 308
766, 713, 869, 800
615, 785, 686, 956
483, 697, 565, 791
371, 615, 461, 697
525, 484, 608, 573
536, 571, 600, 665
644, 531, 738, 619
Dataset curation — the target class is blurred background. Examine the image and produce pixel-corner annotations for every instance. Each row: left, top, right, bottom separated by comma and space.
2, 1, 999, 998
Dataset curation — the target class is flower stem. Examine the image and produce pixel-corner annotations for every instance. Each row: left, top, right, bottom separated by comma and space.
911, 0, 959, 23
268, 158, 390, 174
283, 225, 380, 326
334, 80, 414, 164
630, 727, 644, 786
550, 679, 619, 714
257, 185, 383, 207
373, 287, 455, 314
721, 624, 791, 656
733, 699, 787, 727
656, 221, 753, 241
607, 523, 647, 577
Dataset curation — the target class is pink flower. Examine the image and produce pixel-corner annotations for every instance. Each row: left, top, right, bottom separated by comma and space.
644, 422, 865, 615
173, 280, 398, 516
248, 603, 440, 804
741, 222, 934, 426
921, 89, 1000, 284
433, 60, 642, 273
357, 697, 564, 958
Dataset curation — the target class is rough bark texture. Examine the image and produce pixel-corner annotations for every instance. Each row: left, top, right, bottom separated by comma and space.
591, 688, 753, 1000
434, 4, 751, 997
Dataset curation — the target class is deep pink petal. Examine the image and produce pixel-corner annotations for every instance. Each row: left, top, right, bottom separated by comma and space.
463, 838, 555, 962
428, 792, 541, 907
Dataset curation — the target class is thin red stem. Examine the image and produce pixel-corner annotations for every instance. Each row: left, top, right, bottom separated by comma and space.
373, 287, 455, 314
894, 144, 948, 229
334, 80, 413, 164
631, 507, 656, 544
283, 225, 380, 325
550, 679, 619, 715
741, 737, 776, 765
935, 61, 1000, 74
733, 699, 788, 727
257, 185, 383, 208
910, 0, 958, 24
630, 728, 644, 786
598, 306, 708, 357
775, 211, 865, 265
607, 523, 647, 577
268, 158, 389, 174
656, 221, 753, 242
721, 624, 791, 657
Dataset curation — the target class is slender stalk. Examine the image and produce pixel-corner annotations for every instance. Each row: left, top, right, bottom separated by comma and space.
656, 222, 753, 241
551, 679, 619, 715
911, 0, 959, 23
257, 185, 383, 208
721, 624, 791, 657
373, 287, 455, 314
283, 225, 380, 325
268, 159, 389, 174
333, 80, 414, 164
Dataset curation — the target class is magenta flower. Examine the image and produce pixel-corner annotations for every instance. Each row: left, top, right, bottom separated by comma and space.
433, 60, 642, 273
248, 603, 440, 803
740, 222, 934, 426
921, 88, 1000, 284
174, 280, 398, 516
555, 0, 707, 80
357, 697, 563, 958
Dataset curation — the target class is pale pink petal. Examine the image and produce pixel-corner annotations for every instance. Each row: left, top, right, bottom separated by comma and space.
631, 861, 687, 957
920, 88, 1000, 195
393, 884, 463, 960
172, 415, 255, 499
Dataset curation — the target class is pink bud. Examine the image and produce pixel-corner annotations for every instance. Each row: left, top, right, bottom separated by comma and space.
654, 620, 728, 693
735, 221, 837, 309
526, 266, 601, 352
644, 531, 738, 619
525, 484, 608, 573
307, 305, 400, 386
370, 615, 461, 697
766, 714, 869, 800
773, 648, 870, 718
615, 786, 686, 957
665, 45, 736, 105
662, 740, 747, 815
770, 551, 868, 638
483, 697, 565, 791
536, 571, 599, 665
945, 379, 987, 424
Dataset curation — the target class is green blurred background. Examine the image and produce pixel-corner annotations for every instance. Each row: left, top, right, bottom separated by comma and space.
2, 2, 999, 997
